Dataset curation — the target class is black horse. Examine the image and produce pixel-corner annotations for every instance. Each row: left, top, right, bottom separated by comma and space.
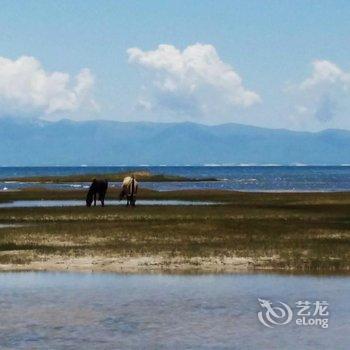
86, 179, 108, 207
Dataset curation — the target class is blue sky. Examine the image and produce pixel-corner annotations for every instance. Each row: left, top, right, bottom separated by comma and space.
0, 0, 350, 130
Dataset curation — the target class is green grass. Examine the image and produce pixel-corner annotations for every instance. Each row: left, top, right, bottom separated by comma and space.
1, 188, 350, 273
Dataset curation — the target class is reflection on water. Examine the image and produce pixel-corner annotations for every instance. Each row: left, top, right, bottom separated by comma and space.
0, 273, 349, 349
0, 199, 220, 208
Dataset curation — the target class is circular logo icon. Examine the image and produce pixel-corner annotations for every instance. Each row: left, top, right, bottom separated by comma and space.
258, 298, 293, 328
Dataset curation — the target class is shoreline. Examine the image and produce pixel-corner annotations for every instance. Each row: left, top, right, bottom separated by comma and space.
0, 255, 255, 274
0, 254, 349, 275
1, 170, 218, 183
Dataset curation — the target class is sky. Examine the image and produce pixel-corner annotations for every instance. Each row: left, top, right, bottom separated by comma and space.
1, 0, 350, 131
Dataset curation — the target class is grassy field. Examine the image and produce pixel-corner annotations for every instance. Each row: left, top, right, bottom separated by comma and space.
0, 188, 350, 273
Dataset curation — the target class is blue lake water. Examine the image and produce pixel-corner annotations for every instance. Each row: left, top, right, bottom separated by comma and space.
0, 273, 348, 349
2, 166, 350, 192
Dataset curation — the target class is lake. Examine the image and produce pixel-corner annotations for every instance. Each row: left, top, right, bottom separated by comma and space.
2, 166, 350, 192
0, 272, 349, 349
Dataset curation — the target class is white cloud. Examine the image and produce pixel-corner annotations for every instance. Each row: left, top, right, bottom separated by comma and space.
290, 60, 350, 125
136, 98, 152, 111
0, 55, 96, 118
127, 44, 261, 122
300, 60, 350, 90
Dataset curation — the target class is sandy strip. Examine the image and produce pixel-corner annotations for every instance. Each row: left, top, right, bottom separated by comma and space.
0, 255, 267, 273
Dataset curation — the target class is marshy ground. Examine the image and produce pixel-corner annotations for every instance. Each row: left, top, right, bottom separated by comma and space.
0, 187, 350, 274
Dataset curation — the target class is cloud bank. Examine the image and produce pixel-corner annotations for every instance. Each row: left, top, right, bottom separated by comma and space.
0, 55, 95, 118
127, 44, 261, 123
292, 60, 350, 124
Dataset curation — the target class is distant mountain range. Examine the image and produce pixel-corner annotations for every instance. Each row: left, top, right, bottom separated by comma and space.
1, 117, 350, 165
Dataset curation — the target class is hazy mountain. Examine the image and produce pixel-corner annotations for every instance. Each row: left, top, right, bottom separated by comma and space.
1, 117, 350, 165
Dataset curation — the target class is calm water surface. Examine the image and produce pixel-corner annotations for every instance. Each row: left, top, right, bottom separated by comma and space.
0, 273, 349, 349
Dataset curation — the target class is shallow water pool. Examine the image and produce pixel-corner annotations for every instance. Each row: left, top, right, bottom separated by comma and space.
0, 272, 348, 349
0, 199, 220, 208
0, 223, 24, 228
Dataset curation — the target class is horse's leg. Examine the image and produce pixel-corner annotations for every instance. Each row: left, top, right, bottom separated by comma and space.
99, 192, 105, 207
93, 193, 96, 206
